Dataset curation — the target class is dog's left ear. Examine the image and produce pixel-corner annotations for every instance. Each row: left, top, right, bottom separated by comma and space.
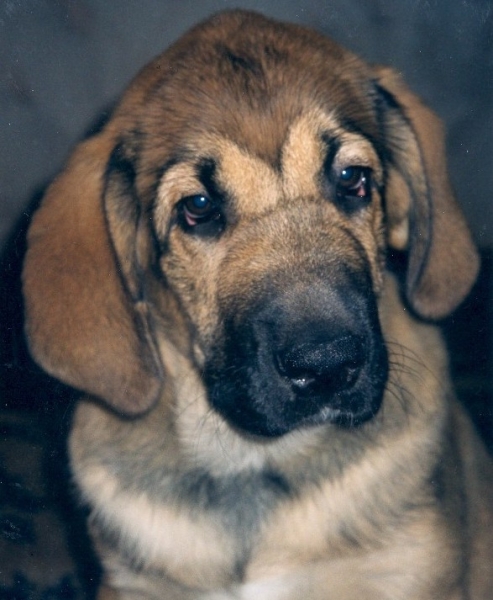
374, 66, 479, 320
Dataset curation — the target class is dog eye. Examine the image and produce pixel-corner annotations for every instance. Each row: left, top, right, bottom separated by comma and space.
182, 194, 217, 224
336, 167, 372, 201
178, 194, 224, 235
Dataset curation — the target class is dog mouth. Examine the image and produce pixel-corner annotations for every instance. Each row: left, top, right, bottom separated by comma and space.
204, 284, 388, 438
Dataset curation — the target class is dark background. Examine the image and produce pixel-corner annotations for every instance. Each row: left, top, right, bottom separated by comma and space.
0, 1, 491, 597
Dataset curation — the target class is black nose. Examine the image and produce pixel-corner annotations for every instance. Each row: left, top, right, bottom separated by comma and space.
275, 335, 365, 397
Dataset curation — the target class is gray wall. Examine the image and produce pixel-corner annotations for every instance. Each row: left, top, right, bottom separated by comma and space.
1, 0, 492, 247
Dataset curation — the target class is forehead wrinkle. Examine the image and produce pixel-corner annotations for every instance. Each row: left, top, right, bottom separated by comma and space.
215, 138, 281, 216
281, 111, 333, 200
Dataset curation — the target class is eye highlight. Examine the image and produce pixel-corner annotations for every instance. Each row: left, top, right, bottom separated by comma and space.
178, 194, 224, 235
336, 166, 372, 202
183, 195, 215, 224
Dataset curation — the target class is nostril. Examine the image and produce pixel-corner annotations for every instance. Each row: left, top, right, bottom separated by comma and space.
290, 373, 317, 392
276, 335, 365, 396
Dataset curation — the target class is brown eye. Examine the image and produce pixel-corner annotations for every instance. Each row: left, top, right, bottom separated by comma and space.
181, 194, 218, 226
337, 167, 372, 200
178, 194, 224, 236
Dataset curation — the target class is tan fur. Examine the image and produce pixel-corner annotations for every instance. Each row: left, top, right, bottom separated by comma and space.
22, 10, 491, 600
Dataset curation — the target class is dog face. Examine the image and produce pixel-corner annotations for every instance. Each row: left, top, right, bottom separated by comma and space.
134, 56, 392, 435
23, 10, 478, 438
152, 122, 389, 436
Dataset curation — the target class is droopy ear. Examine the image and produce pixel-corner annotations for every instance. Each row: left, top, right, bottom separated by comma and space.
374, 66, 479, 320
22, 134, 162, 414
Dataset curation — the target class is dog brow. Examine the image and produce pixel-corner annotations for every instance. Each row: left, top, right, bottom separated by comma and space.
196, 158, 227, 205
321, 133, 342, 174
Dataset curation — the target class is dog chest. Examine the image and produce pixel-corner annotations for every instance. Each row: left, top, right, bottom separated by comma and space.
70, 423, 294, 589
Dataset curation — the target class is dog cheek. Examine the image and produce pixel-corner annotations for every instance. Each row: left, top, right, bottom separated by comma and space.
362, 200, 387, 295
158, 247, 223, 355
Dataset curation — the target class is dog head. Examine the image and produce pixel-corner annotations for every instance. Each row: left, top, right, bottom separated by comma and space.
23, 11, 478, 437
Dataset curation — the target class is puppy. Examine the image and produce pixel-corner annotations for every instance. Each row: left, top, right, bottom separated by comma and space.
22, 10, 493, 600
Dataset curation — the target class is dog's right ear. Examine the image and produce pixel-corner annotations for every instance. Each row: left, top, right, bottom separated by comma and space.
22, 134, 162, 415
